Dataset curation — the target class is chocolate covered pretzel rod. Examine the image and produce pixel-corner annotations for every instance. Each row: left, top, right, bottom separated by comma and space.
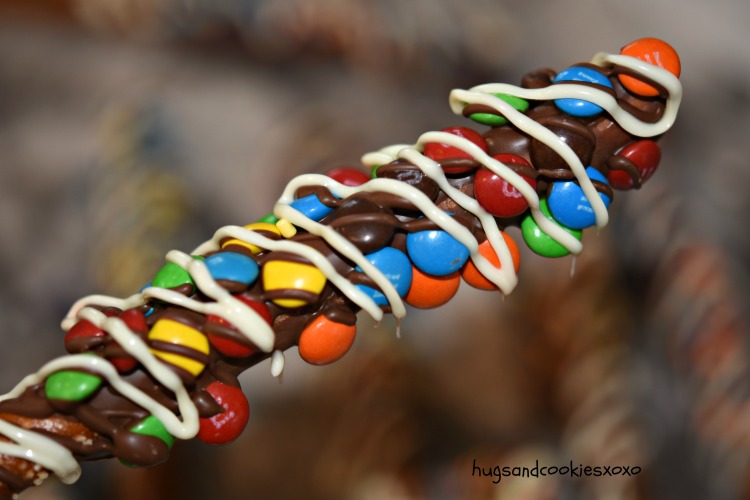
0, 38, 682, 498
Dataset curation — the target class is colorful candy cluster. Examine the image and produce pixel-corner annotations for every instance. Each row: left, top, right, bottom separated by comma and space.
0, 38, 682, 498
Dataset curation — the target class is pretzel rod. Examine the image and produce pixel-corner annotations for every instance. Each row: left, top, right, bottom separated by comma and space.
0, 38, 682, 498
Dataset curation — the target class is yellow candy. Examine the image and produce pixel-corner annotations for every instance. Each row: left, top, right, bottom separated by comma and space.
221, 222, 281, 254
275, 218, 297, 238
148, 319, 210, 377
262, 260, 327, 308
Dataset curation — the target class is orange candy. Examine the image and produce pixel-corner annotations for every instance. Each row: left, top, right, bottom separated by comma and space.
405, 268, 461, 309
298, 314, 356, 365
618, 38, 681, 97
461, 232, 520, 290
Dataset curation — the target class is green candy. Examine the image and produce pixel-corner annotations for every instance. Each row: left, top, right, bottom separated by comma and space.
469, 94, 529, 127
120, 415, 175, 467
257, 212, 279, 224
370, 164, 380, 179
45, 370, 103, 402
151, 256, 204, 290
152, 261, 194, 290
521, 199, 582, 258
129, 415, 174, 448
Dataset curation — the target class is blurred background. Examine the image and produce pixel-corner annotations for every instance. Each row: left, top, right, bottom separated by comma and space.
1, 0, 749, 499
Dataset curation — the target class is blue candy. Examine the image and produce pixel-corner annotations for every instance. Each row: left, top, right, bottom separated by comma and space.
204, 252, 259, 285
355, 247, 413, 306
553, 66, 613, 117
290, 193, 335, 221
406, 226, 470, 276
547, 166, 611, 230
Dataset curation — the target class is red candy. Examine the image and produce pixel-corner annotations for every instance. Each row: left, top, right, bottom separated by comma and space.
119, 308, 148, 334
474, 154, 537, 218
607, 140, 661, 190
64, 309, 147, 373
206, 297, 271, 358
109, 309, 148, 372
64, 319, 105, 346
423, 126, 488, 174
298, 314, 356, 365
326, 167, 371, 186
109, 356, 138, 374
197, 381, 250, 445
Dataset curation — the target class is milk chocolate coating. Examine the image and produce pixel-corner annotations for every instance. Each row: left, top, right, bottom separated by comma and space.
0, 55, 673, 498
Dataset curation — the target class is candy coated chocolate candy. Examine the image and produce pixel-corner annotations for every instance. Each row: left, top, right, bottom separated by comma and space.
120, 308, 148, 333
148, 319, 210, 377
423, 126, 487, 173
130, 415, 174, 448
298, 314, 357, 365
484, 125, 531, 160
275, 218, 297, 238
197, 381, 250, 446
469, 94, 529, 127
607, 140, 661, 190
327, 197, 395, 254
152, 261, 195, 291
373, 162, 441, 201
521, 199, 582, 258
474, 154, 536, 218
326, 167, 370, 186
222, 222, 282, 254
262, 260, 327, 308
406, 225, 470, 276
206, 297, 271, 358
64, 319, 105, 349
461, 233, 520, 290
257, 212, 279, 224
290, 193, 335, 221
529, 115, 596, 171
109, 356, 138, 375
204, 252, 259, 286
355, 247, 413, 306
45, 369, 102, 402
548, 166, 611, 230
119, 414, 173, 467
553, 67, 613, 117
405, 268, 460, 309
109, 309, 148, 373
619, 38, 681, 97
64, 310, 147, 373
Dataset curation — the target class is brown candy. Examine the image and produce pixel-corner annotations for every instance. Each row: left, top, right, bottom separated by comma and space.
529, 114, 597, 172
589, 116, 635, 170
326, 196, 397, 253
374, 160, 441, 201
484, 125, 532, 161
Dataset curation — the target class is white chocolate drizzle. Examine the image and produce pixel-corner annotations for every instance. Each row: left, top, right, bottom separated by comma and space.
0, 48, 681, 487
270, 350, 285, 378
